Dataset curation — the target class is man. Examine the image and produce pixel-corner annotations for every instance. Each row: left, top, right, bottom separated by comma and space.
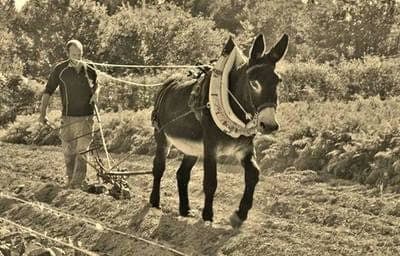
38, 39, 99, 189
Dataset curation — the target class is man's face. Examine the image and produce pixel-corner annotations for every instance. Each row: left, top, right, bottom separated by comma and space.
68, 44, 83, 65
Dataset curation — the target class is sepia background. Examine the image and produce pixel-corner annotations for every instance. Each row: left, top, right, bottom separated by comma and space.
1, 0, 400, 255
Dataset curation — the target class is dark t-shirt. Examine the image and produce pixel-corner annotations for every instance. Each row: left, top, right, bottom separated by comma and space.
45, 60, 98, 116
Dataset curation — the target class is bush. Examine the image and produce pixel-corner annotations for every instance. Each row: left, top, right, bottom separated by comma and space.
0, 109, 156, 153
97, 70, 181, 111
279, 57, 400, 102
279, 61, 346, 102
9, 0, 108, 77
259, 97, 400, 191
337, 56, 400, 100
0, 74, 42, 126
97, 4, 226, 73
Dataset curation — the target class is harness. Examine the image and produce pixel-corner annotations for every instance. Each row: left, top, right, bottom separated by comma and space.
208, 46, 259, 138
151, 75, 209, 133
151, 46, 274, 138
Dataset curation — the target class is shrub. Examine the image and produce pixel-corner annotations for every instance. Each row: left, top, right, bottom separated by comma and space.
96, 70, 179, 111
279, 57, 400, 102
279, 61, 346, 102
97, 4, 226, 74
0, 109, 156, 153
9, 0, 108, 77
337, 56, 400, 100
0, 74, 42, 126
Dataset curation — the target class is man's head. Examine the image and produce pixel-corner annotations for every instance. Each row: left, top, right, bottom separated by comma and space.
66, 39, 83, 65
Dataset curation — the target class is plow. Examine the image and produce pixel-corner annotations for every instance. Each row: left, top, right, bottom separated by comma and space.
46, 103, 153, 200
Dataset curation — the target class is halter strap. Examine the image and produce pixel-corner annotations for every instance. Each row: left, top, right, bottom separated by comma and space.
257, 102, 277, 112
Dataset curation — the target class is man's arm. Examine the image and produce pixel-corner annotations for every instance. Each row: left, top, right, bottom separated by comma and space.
38, 93, 51, 124
38, 64, 60, 124
88, 65, 100, 105
89, 86, 100, 104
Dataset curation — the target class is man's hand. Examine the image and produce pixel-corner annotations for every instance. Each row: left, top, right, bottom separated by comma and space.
89, 94, 98, 105
38, 115, 49, 125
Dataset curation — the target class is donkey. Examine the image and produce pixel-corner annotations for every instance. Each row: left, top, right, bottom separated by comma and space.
150, 34, 288, 228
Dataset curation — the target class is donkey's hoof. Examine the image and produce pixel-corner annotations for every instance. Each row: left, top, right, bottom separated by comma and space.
147, 202, 159, 209
229, 212, 243, 229
149, 195, 160, 208
204, 220, 213, 227
180, 208, 195, 217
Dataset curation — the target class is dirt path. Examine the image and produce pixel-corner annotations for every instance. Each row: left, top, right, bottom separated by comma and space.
1, 142, 400, 255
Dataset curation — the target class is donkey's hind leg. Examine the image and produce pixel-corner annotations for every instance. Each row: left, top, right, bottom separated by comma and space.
150, 132, 170, 208
176, 155, 198, 216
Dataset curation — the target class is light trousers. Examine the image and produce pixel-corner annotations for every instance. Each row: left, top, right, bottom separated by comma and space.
60, 116, 94, 188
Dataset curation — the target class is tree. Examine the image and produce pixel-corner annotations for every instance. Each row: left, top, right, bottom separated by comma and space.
235, 0, 310, 59
97, 4, 226, 72
0, 0, 23, 75
9, 0, 108, 77
306, 0, 398, 61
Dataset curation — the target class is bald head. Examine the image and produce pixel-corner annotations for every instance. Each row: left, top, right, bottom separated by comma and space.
66, 39, 83, 52
66, 39, 83, 66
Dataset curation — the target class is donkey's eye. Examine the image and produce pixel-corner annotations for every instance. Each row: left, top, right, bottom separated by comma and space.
250, 80, 262, 93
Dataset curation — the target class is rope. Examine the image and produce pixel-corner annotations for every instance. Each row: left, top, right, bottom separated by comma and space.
94, 104, 112, 170
0, 192, 188, 256
78, 59, 212, 69
227, 89, 253, 120
88, 65, 164, 87
0, 217, 99, 256
73, 59, 213, 87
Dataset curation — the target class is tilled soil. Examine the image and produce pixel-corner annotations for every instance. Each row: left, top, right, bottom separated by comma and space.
1, 141, 400, 255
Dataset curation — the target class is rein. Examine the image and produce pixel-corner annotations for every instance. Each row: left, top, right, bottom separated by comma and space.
77, 59, 211, 87
156, 104, 210, 133
78, 59, 212, 69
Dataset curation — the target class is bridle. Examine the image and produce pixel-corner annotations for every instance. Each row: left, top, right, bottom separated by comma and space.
229, 64, 278, 126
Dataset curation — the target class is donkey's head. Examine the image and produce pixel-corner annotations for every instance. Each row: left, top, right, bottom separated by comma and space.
248, 34, 288, 134
231, 34, 288, 134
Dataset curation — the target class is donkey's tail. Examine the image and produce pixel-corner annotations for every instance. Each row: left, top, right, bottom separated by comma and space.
151, 79, 177, 131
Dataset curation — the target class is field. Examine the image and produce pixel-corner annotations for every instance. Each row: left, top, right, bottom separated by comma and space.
1, 98, 400, 255
1, 142, 400, 255
2, 1, 400, 255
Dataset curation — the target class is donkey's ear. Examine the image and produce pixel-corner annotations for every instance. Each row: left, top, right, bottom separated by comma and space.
266, 34, 289, 63
249, 34, 265, 60
222, 36, 236, 55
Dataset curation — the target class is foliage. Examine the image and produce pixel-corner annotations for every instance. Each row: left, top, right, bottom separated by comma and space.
306, 0, 399, 61
279, 61, 345, 102
260, 97, 400, 191
337, 56, 400, 99
97, 4, 226, 74
96, 70, 176, 111
1, 0, 400, 78
8, 0, 108, 76
278, 56, 400, 102
4, 98, 400, 191
0, 74, 42, 126
0, 1, 23, 75
236, 0, 310, 59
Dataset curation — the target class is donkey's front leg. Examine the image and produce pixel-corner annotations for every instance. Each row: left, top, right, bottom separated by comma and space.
230, 152, 260, 228
202, 141, 217, 222
150, 132, 170, 208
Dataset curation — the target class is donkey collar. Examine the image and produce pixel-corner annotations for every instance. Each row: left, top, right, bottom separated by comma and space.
209, 47, 258, 138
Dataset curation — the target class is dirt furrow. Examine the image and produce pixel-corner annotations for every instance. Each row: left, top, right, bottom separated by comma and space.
1, 142, 400, 255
